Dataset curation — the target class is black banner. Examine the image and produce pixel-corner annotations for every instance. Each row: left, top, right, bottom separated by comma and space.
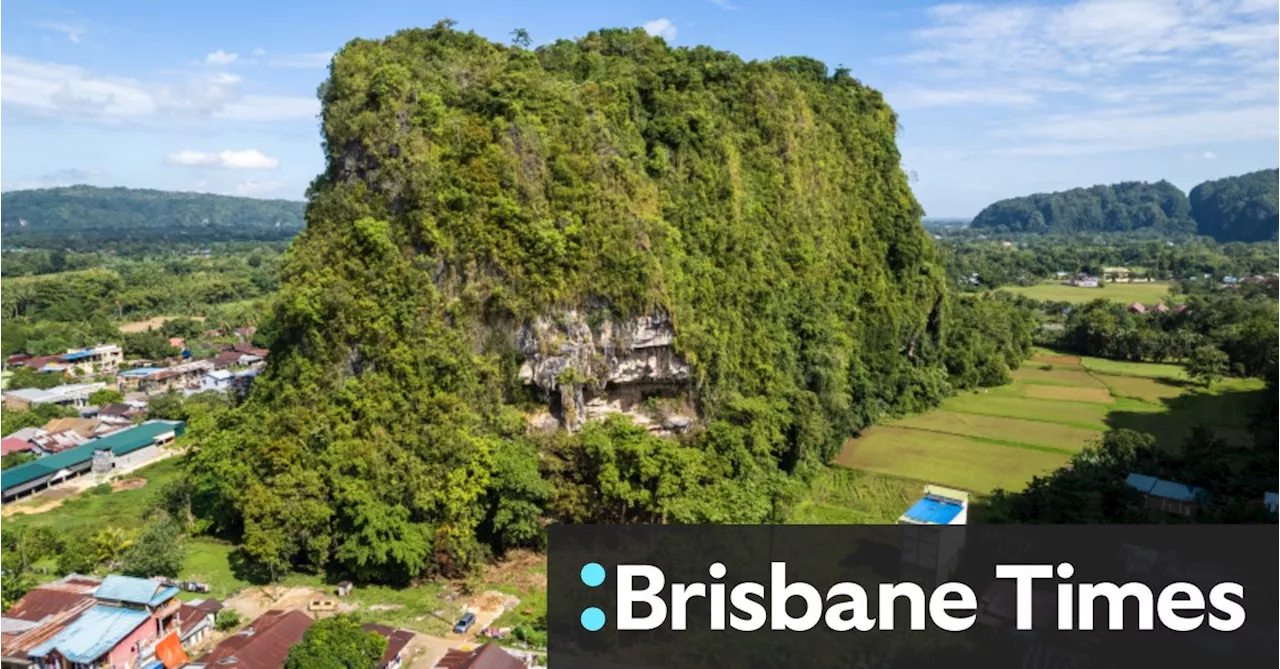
548, 525, 1277, 668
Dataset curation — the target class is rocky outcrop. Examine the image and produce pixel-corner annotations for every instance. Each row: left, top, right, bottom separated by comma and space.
517, 310, 694, 432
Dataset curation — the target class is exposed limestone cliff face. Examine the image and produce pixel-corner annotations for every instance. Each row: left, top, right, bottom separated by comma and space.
517, 311, 694, 432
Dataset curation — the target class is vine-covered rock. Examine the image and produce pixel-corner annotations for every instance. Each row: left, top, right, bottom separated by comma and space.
187, 22, 956, 580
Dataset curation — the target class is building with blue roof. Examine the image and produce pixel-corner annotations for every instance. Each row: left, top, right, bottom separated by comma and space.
898, 485, 970, 586
1125, 473, 1207, 517
1263, 492, 1277, 515
898, 485, 969, 526
27, 575, 181, 669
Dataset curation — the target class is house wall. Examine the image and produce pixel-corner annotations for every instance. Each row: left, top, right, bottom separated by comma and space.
110, 444, 161, 472
105, 615, 159, 668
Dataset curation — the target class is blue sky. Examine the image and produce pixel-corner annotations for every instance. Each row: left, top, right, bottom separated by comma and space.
2, 0, 1276, 218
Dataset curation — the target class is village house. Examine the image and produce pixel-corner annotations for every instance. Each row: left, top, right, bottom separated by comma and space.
1102, 266, 1131, 282
362, 624, 417, 669
199, 370, 235, 393
188, 609, 315, 669
20, 575, 183, 669
173, 599, 225, 649
117, 361, 215, 393
2, 383, 106, 411
1069, 273, 1099, 288
1, 437, 34, 457
58, 344, 125, 375
1, 421, 183, 503
435, 643, 529, 669
1125, 473, 1206, 517
897, 485, 969, 586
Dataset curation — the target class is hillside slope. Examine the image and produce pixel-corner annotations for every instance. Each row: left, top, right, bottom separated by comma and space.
1189, 169, 1279, 242
970, 180, 1194, 234
186, 23, 965, 580
1, 186, 304, 247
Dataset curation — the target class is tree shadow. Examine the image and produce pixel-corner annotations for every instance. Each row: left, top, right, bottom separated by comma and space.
1105, 385, 1266, 453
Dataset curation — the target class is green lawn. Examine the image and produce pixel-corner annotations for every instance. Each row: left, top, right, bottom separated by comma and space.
891, 410, 1099, 453
1000, 281, 1181, 305
1079, 356, 1189, 381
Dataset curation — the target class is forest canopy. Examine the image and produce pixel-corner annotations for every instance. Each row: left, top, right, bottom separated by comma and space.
0, 186, 305, 249
970, 180, 1195, 235
1188, 169, 1279, 243
182, 22, 1026, 583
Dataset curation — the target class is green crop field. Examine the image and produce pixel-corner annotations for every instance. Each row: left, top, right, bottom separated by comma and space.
831, 351, 1266, 497
1000, 281, 1182, 305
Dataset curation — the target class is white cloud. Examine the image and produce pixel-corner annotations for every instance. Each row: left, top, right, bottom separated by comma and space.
1202, 150, 1217, 160
643, 18, 678, 42
267, 52, 332, 68
891, 0, 1279, 153
205, 50, 239, 65
35, 21, 87, 44
253, 47, 267, 56
0, 54, 319, 126
165, 149, 280, 169
890, 87, 1038, 110
709, 0, 740, 10
233, 180, 284, 196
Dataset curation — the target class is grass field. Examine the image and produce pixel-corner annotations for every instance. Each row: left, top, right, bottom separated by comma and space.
1000, 281, 1182, 305
834, 350, 1265, 495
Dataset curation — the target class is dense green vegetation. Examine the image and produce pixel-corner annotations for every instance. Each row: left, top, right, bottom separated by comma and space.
285, 615, 387, 669
938, 237, 1276, 290
1, 249, 280, 357
180, 23, 1032, 584
0, 186, 304, 250
970, 180, 1194, 235
1188, 169, 1279, 242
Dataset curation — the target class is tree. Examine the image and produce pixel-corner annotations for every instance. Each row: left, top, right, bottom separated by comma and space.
284, 615, 387, 669
89, 388, 125, 405
147, 390, 187, 420
6, 367, 65, 390
510, 28, 532, 48
2, 404, 80, 436
91, 527, 134, 569
1, 452, 37, 470
1186, 346, 1229, 387
121, 519, 187, 578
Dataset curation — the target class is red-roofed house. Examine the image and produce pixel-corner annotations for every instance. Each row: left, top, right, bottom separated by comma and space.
434, 642, 527, 669
1, 437, 34, 456
192, 609, 314, 669
1127, 302, 1146, 314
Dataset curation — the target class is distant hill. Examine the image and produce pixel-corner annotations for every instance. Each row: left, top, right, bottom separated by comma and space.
969, 180, 1195, 235
1, 185, 306, 249
1189, 169, 1279, 243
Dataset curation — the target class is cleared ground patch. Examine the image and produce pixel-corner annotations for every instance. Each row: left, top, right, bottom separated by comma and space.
1029, 353, 1081, 365
1000, 281, 1181, 305
119, 315, 206, 333
892, 411, 1098, 453
836, 427, 1070, 494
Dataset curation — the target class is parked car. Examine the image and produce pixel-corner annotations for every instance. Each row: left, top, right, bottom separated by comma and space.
454, 612, 476, 634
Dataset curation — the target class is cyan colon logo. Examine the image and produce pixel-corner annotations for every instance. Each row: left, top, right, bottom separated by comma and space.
580, 562, 607, 631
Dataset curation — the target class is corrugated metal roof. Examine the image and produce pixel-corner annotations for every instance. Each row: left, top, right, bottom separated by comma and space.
121, 367, 165, 377
901, 496, 964, 524
1, 421, 183, 492
1125, 473, 1205, 503
1263, 492, 1277, 513
94, 575, 178, 606
28, 605, 150, 663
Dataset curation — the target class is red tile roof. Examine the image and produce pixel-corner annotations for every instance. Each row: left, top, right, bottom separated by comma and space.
195, 609, 313, 669
362, 624, 416, 668
434, 643, 526, 669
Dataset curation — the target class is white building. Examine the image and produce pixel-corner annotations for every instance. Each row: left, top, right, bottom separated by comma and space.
2, 383, 107, 411
59, 344, 124, 375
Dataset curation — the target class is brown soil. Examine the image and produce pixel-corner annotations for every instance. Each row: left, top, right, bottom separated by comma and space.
112, 478, 147, 492
118, 315, 205, 333
481, 550, 546, 592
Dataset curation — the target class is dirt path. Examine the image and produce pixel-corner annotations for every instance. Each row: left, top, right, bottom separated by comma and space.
118, 315, 205, 333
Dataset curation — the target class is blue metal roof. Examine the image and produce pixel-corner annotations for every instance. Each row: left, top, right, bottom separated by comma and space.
94, 575, 177, 606
1125, 473, 1205, 503
1264, 492, 1277, 513
120, 367, 165, 376
60, 350, 96, 361
902, 496, 964, 524
29, 605, 151, 663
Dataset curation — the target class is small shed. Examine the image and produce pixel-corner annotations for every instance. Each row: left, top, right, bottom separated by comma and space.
337, 581, 354, 597
1127, 302, 1146, 314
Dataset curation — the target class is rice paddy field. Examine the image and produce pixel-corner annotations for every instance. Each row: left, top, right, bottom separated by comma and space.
999, 280, 1182, 305
833, 350, 1265, 497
